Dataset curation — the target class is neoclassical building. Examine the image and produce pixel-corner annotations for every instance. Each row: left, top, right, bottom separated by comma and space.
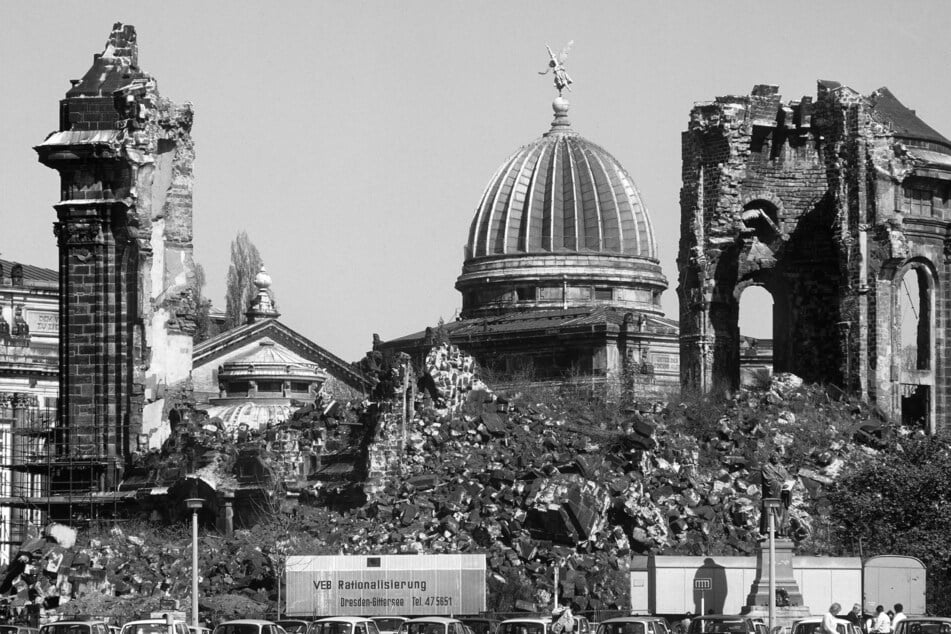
192, 267, 366, 426
378, 94, 679, 391
0, 258, 59, 561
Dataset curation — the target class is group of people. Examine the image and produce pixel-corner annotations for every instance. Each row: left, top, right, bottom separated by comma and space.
826, 602, 908, 634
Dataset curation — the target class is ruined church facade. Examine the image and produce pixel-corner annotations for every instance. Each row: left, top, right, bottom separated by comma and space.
679, 82, 951, 432
31, 23, 197, 514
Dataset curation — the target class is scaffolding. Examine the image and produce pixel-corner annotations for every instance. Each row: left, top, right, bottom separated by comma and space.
0, 399, 124, 559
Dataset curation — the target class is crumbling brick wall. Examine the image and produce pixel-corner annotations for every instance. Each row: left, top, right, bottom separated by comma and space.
35, 23, 197, 490
679, 81, 951, 433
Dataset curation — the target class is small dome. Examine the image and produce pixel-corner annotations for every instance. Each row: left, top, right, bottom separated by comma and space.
466, 99, 657, 259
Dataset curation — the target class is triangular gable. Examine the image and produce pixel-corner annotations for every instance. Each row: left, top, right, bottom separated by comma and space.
193, 319, 365, 393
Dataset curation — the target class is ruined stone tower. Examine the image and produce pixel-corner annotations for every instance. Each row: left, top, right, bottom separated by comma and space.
679, 81, 951, 432
33, 24, 196, 513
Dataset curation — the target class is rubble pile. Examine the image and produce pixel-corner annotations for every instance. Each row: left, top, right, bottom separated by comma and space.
0, 519, 321, 623
0, 345, 904, 618
261, 350, 895, 611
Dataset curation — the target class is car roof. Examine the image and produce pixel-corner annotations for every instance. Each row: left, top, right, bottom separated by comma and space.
43, 624, 110, 627
900, 620, 951, 623
500, 621, 551, 626
601, 619, 659, 624
794, 619, 850, 625
315, 620, 375, 625
216, 622, 277, 626
124, 622, 187, 626
403, 620, 461, 625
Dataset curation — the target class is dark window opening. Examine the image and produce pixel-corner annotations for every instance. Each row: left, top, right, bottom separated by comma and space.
289, 381, 311, 392
594, 287, 613, 300
257, 380, 283, 393
226, 380, 251, 395
516, 286, 536, 301
741, 201, 781, 243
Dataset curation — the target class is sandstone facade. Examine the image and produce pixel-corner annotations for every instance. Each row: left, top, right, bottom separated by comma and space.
33, 23, 198, 512
679, 82, 951, 432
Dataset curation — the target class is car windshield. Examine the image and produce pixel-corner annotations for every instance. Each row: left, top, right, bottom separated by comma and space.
599, 623, 646, 634
43, 626, 93, 634
313, 624, 353, 634
691, 621, 748, 634
373, 622, 405, 633
278, 625, 307, 634
214, 626, 261, 634
461, 623, 492, 634
499, 624, 545, 634
123, 625, 176, 634
402, 624, 446, 634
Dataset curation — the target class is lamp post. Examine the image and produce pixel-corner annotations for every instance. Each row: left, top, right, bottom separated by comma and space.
185, 498, 203, 629
763, 498, 781, 634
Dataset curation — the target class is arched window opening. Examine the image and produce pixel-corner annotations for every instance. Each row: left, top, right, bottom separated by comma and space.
898, 266, 932, 429
741, 201, 781, 244
739, 285, 774, 386
898, 268, 930, 371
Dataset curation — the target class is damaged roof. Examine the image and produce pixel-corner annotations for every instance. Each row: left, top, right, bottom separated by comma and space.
868, 87, 951, 153
378, 307, 678, 349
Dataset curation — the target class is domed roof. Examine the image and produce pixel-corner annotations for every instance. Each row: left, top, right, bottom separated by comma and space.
466, 98, 657, 260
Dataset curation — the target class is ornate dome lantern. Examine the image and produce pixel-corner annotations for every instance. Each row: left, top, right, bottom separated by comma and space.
456, 50, 666, 318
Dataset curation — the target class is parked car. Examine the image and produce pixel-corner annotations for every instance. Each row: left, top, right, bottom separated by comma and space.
309, 618, 381, 634
276, 622, 310, 634
791, 617, 852, 634
41, 622, 112, 634
894, 618, 951, 634
214, 621, 285, 634
598, 617, 669, 634
574, 618, 591, 634
498, 619, 552, 634
687, 616, 758, 634
458, 619, 499, 634
0, 626, 39, 634
371, 618, 409, 634
398, 618, 467, 634
188, 627, 211, 634
121, 619, 189, 634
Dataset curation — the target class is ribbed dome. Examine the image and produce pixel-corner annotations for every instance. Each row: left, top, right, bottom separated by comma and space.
466, 99, 657, 260
456, 98, 667, 319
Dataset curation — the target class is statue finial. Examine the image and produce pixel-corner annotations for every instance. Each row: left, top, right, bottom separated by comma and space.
539, 41, 574, 96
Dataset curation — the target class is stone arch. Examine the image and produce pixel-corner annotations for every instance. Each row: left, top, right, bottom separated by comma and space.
879, 256, 937, 431
731, 272, 792, 387
740, 196, 784, 247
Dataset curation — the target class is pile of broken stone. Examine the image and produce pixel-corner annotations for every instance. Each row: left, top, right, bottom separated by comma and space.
0, 345, 902, 619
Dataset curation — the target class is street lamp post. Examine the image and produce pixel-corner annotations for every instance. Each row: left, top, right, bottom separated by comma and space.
185, 498, 204, 629
763, 498, 782, 634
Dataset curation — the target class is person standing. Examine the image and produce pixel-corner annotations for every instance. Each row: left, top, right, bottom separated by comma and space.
872, 605, 891, 634
892, 604, 907, 632
844, 604, 863, 629
824, 604, 842, 634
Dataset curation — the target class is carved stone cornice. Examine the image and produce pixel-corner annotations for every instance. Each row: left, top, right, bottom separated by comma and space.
54, 216, 105, 248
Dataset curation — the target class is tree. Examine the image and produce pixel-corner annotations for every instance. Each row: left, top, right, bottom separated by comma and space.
224, 231, 263, 330
827, 434, 951, 615
192, 261, 213, 343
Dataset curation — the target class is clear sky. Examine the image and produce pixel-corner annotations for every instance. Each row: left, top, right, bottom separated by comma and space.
2, 1, 951, 361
